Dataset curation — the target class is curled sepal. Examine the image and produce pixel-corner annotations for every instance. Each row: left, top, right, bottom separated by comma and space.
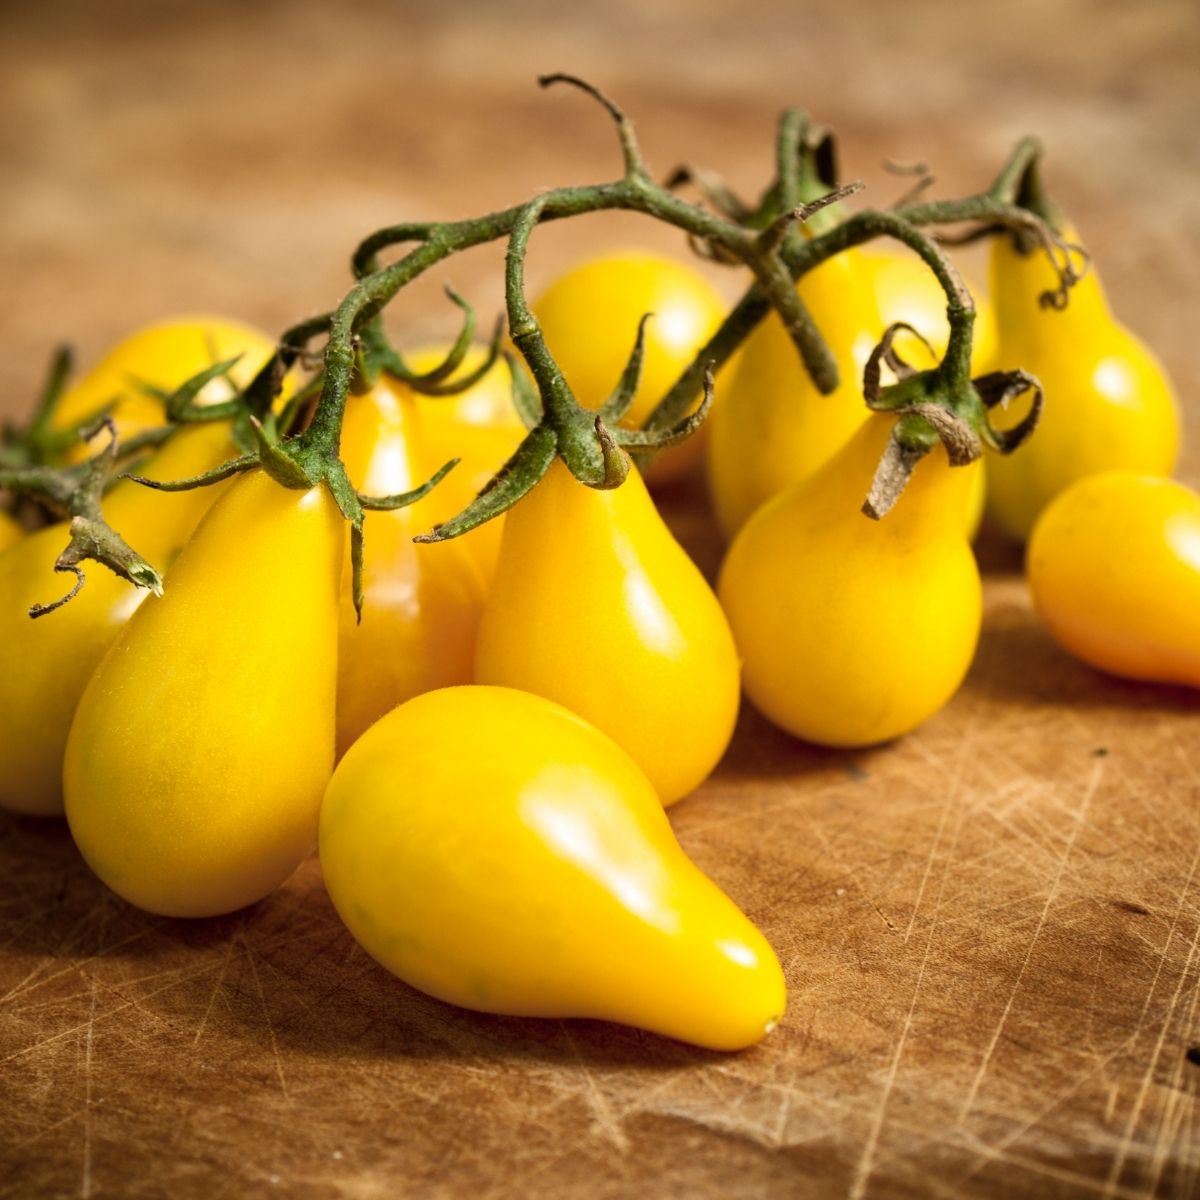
592, 418, 631, 489
30, 515, 164, 619
862, 430, 931, 521
405, 314, 506, 398
140, 354, 245, 423
862, 322, 937, 402
381, 286, 477, 387
123, 453, 258, 493
598, 313, 651, 424
359, 457, 460, 512
505, 353, 542, 430
616, 365, 715, 451
972, 369, 1044, 455
414, 424, 557, 543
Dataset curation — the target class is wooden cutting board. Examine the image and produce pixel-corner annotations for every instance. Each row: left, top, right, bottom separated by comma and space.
2, 2, 1197, 1196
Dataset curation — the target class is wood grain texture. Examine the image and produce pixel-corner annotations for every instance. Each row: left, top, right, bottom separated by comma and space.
1, 2, 1198, 1197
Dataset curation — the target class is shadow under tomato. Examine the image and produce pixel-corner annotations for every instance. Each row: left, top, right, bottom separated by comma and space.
966, 599, 1198, 715
135, 865, 728, 1073
708, 699, 886, 789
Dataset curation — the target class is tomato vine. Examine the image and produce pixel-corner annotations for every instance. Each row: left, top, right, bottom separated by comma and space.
1, 72, 1088, 616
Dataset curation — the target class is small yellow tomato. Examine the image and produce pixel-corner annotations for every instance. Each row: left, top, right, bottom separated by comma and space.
985, 228, 1180, 541
707, 247, 881, 539
533, 250, 728, 486
336, 379, 485, 757
53, 315, 281, 449
320, 685, 786, 1051
0, 421, 244, 818
856, 246, 997, 370
475, 459, 740, 806
1027, 471, 1200, 687
719, 416, 982, 747
0, 511, 22, 552
64, 469, 343, 916
708, 245, 992, 541
401, 345, 527, 584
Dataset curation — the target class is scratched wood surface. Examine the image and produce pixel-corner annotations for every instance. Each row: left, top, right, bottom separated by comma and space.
2, 2, 1199, 1197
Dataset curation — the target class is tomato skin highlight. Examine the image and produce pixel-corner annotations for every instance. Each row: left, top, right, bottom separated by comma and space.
984, 230, 1181, 541
474, 460, 740, 806
719, 416, 982, 747
319, 685, 786, 1051
64, 469, 343, 917
335, 380, 485, 758
1027, 471, 1200, 687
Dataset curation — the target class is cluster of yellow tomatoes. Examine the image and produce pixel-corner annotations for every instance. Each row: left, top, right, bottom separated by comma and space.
0, 223, 1193, 1052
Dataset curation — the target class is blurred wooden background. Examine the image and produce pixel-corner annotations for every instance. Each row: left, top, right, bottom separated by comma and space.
2, 3, 1199, 1199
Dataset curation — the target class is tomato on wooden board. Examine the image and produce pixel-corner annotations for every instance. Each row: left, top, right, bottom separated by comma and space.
0, 421, 247, 818
1027, 471, 1200, 687
320, 685, 786, 1051
64, 469, 343, 916
984, 229, 1180, 541
475, 459, 739, 806
720, 416, 982, 747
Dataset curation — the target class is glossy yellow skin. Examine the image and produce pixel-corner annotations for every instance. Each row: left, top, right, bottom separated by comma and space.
0, 422, 242, 817
857, 247, 997, 369
719, 417, 982, 746
708, 247, 991, 541
0, 511, 22, 552
64, 469, 343, 916
403, 346, 527, 584
708, 248, 882, 539
475, 460, 740, 806
985, 230, 1180, 541
1028, 471, 1200, 687
533, 250, 728, 486
53, 315, 280, 452
336, 381, 485, 757
320, 686, 786, 1051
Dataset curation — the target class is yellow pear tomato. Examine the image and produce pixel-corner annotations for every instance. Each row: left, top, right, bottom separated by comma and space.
475, 459, 740, 806
707, 247, 882, 539
0, 421, 243, 817
856, 246, 997, 370
984, 228, 1180, 541
1027, 471, 1200, 687
320, 685, 786, 1051
64, 469, 343, 916
533, 250, 728, 486
53, 315, 281, 451
336, 379, 485, 757
719, 416, 982, 746
708, 245, 991, 542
